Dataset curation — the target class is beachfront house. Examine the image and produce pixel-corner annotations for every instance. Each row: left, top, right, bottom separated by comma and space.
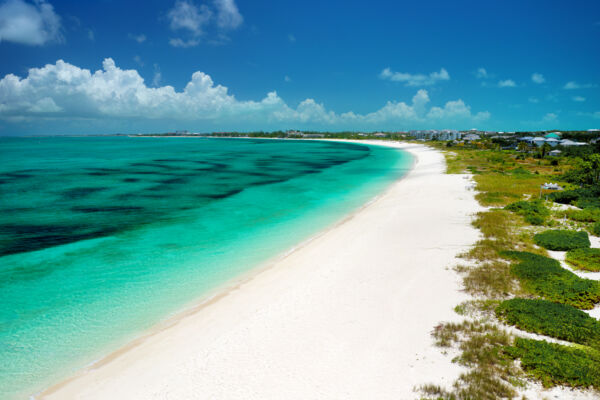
532, 137, 546, 147
545, 138, 560, 147
463, 133, 481, 142
549, 150, 562, 157
559, 139, 587, 147
373, 132, 387, 138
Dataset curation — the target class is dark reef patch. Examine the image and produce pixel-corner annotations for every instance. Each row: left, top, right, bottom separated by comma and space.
62, 187, 107, 199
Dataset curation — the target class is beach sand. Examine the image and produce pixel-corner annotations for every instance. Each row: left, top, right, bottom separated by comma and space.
39, 141, 484, 400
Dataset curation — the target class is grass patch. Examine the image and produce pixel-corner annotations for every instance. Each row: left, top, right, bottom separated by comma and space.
593, 222, 600, 236
420, 320, 520, 399
533, 229, 590, 251
496, 298, 600, 348
566, 248, 600, 272
564, 208, 600, 223
505, 199, 550, 225
507, 338, 600, 389
503, 251, 600, 310
457, 262, 515, 298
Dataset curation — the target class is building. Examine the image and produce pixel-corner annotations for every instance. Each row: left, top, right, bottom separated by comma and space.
463, 133, 481, 142
544, 132, 561, 139
373, 132, 387, 138
549, 150, 562, 157
410, 130, 461, 141
560, 139, 587, 147
545, 138, 560, 147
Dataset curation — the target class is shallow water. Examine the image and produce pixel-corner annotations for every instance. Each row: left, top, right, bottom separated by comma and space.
0, 137, 412, 398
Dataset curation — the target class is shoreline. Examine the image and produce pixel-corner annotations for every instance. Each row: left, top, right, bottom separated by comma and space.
38, 141, 483, 400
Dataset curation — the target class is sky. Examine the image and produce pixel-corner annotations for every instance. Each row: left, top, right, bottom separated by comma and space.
0, 0, 599, 135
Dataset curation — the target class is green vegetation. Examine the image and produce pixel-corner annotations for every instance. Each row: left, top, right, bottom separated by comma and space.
533, 229, 590, 251
507, 338, 600, 389
593, 222, 600, 236
503, 251, 600, 309
549, 186, 600, 209
420, 320, 520, 400
496, 298, 600, 348
566, 248, 600, 272
424, 140, 600, 397
504, 199, 549, 225
564, 207, 600, 223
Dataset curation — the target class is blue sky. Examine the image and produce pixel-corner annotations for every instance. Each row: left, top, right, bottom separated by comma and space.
0, 0, 599, 135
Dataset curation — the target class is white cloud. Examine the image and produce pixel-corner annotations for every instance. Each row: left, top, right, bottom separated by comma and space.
288, 33, 295, 42
167, 0, 242, 47
214, 0, 242, 29
129, 33, 146, 43
87, 29, 94, 41
0, 58, 490, 130
498, 79, 516, 88
531, 73, 545, 84
0, 0, 62, 45
543, 112, 558, 122
573, 96, 586, 102
475, 68, 488, 79
169, 37, 199, 47
168, 0, 211, 36
528, 97, 539, 103
284, 75, 291, 82
379, 67, 450, 87
563, 81, 596, 90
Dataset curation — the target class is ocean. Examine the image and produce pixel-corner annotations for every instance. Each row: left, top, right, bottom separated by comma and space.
0, 137, 412, 398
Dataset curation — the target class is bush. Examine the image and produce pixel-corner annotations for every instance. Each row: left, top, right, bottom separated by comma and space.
533, 230, 590, 251
565, 208, 600, 223
496, 298, 600, 348
507, 338, 600, 389
549, 186, 600, 209
505, 200, 549, 226
593, 222, 600, 236
502, 251, 600, 309
566, 248, 600, 272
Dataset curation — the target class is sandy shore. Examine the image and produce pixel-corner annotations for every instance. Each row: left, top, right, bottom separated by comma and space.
39, 141, 483, 400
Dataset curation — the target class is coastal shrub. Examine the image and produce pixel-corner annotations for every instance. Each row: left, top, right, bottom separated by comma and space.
549, 186, 600, 209
506, 338, 600, 389
593, 222, 600, 236
458, 261, 515, 298
566, 248, 600, 272
565, 208, 600, 223
502, 251, 600, 309
496, 298, 600, 348
505, 200, 549, 225
533, 230, 590, 251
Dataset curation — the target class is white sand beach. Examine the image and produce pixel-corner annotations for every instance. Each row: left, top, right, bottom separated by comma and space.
39, 142, 484, 400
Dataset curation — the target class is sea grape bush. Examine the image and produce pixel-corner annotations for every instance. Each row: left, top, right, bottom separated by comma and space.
496, 298, 600, 348
533, 230, 590, 251
502, 251, 600, 309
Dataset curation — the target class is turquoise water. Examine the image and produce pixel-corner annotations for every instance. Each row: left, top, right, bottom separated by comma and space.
0, 137, 412, 399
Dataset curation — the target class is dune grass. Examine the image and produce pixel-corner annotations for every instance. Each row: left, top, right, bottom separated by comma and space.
566, 248, 600, 272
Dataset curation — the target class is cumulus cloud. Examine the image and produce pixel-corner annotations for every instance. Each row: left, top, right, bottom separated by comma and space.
572, 96, 586, 102
0, 58, 490, 130
498, 79, 516, 88
379, 67, 450, 87
531, 73, 545, 84
563, 81, 596, 90
214, 0, 242, 29
528, 97, 539, 103
0, 0, 62, 45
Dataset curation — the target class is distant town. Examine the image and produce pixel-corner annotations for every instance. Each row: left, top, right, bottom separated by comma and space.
124, 128, 600, 154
